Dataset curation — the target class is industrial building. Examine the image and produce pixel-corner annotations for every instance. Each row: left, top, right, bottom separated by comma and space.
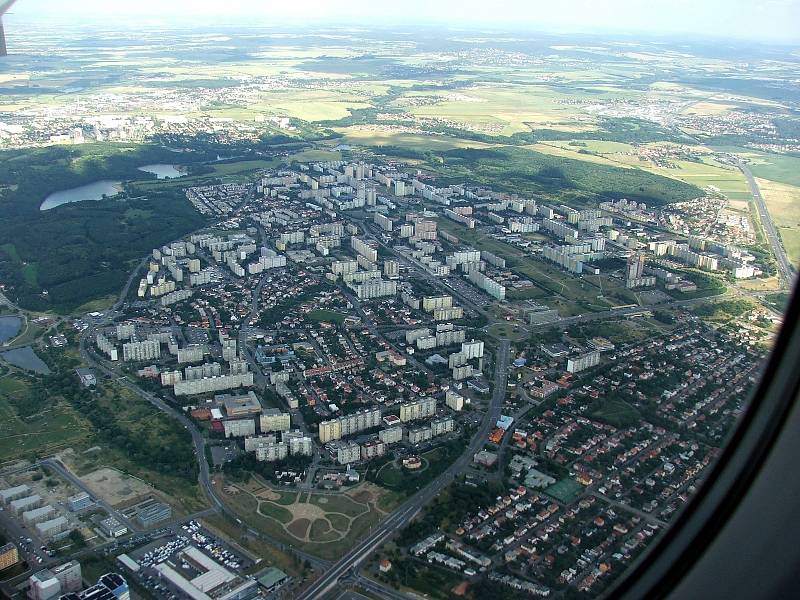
60, 573, 130, 600
153, 546, 257, 600
68, 492, 94, 512
99, 517, 128, 538
136, 503, 171, 528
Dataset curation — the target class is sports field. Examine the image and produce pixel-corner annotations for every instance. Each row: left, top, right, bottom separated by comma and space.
544, 478, 584, 504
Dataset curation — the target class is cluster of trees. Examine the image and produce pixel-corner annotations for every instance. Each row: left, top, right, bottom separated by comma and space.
43, 370, 198, 483
257, 283, 330, 328
433, 146, 703, 206
0, 189, 206, 312
693, 298, 754, 319
221, 451, 311, 484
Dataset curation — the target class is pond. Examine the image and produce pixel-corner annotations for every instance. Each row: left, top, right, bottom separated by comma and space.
0, 316, 22, 344
40, 180, 122, 211
1, 346, 51, 374
137, 164, 188, 179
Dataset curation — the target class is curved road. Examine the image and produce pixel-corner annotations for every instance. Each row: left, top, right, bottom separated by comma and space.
77, 334, 330, 571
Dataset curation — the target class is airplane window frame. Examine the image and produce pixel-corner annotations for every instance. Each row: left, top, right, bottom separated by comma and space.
607, 277, 800, 599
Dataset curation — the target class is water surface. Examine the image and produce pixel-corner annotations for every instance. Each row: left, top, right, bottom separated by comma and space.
40, 180, 122, 211
137, 164, 188, 179
0, 316, 22, 344
1, 346, 51, 374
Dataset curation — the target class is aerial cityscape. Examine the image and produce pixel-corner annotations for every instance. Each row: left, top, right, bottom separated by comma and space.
0, 3, 797, 600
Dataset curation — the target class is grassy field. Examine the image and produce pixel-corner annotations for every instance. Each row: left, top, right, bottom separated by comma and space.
525, 142, 632, 168
219, 480, 395, 560
305, 309, 347, 324
568, 319, 662, 346
590, 398, 641, 428
287, 149, 342, 163
64, 381, 208, 513
539, 141, 753, 203
404, 85, 593, 135
131, 159, 280, 191
0, 374, 90, 460
746, 152, 800, 188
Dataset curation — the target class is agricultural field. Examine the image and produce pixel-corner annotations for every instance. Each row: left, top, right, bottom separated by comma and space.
207, 89, 372, 122
745, 152, 800, 188
755, 178, 800, 265
400, 85, 597, 135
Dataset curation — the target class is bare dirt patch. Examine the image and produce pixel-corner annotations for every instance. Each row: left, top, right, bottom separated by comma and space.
285, 502, 328, 522
81, 467, 151, 507
254, 488, 281, 501
350, 489, 373, 504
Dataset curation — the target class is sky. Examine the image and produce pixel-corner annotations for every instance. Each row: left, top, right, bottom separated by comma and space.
5, 0, 800, 45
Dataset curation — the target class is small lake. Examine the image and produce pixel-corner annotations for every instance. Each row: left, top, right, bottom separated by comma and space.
0, 316, 22, 344
137, 164, 188, 179
1, 346, 51, 374
40, 180, 122, 211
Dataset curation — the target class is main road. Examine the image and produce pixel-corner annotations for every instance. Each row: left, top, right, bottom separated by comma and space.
298, 339, 511, 600
737, 160, 795, 285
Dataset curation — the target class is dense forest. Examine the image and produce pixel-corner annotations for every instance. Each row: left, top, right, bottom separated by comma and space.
0, 144, 209, 312
430, 146, 703, 206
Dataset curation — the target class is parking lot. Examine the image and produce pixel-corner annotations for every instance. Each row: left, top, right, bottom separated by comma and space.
124, 520, 256, 600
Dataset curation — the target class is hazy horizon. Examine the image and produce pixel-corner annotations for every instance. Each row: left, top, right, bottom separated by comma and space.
4, 0, 800, 46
